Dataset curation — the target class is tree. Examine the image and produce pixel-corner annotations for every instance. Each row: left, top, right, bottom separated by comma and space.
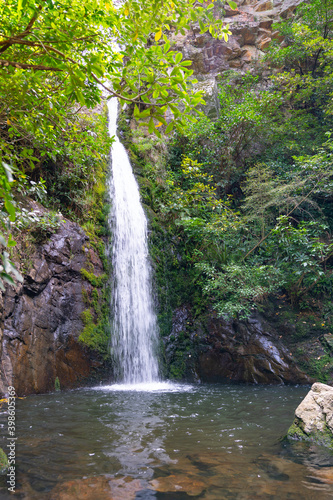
0, 0, 236, 287
0, 0, 234, 133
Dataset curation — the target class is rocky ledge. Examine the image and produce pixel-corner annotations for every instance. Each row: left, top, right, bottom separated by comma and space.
171, 0, 304, 116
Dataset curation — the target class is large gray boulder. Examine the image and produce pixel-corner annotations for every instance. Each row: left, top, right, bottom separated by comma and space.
287, 382, 333, 448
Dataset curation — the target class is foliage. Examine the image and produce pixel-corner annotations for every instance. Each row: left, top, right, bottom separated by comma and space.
131, 0, 333, 327
80, 269, 108, 288
0, 0, 234, 135
196, 262, 283, 319
168, 73, 286, 191
268, 217, 333, 303
0, 161, 23, 289
80, 251, 110, 354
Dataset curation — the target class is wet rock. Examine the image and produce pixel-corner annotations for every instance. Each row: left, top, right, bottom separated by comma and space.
50, 476, 151, 500
196, 313, 312, 384
255, 0, 274, 12
257, 35, 271, 50
0, 212, 110, 397
288, 382, 333, 448
280, 0, 303, 18
150, 474, 206, 496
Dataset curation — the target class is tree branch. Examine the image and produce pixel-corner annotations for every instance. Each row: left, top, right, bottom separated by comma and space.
0, 4, 44, 54
0, 59, 62, 71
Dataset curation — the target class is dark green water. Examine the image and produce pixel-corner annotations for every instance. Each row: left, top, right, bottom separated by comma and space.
1, 383, 333, 499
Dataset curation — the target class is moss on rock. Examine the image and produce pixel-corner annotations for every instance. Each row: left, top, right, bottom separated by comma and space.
0, 448, 8, 475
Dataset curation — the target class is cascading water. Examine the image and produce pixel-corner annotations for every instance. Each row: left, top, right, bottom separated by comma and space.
108, 98, 159, 384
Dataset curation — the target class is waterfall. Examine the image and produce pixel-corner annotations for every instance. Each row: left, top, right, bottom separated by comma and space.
108, 98, 159, 384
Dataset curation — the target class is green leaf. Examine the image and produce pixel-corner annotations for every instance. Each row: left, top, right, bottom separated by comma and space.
228, 1, 238, 10
175, 52, 183, 64
7, 234, 16, 248
164, 40, 171, 53
4, 199, 15, 222
2, 274, 15, 286
165, 122, 174, 133
148, 117, 155, 134
139, 109, 151, 118
133, 105, 140, 117
180, 60, 192, 66
75, 88, 86, 106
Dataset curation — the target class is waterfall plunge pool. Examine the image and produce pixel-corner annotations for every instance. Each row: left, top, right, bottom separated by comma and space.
1, 383, 333, 499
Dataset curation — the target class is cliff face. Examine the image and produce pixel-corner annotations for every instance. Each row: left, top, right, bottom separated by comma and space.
176, 0, 302, 74
171, 0, 303, 116
0, 203, 110, 397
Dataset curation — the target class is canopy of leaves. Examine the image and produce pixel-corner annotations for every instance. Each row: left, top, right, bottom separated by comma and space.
0, 0, 237, 288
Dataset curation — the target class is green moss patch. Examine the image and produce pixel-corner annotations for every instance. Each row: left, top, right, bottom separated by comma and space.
287, 419, 333, 449
0, 448, 8, 475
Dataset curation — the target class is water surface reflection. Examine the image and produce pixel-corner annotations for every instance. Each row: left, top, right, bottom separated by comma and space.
1, 383, 333, 499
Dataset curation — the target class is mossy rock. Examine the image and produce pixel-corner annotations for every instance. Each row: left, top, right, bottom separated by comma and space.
287, 415, 333, 449
287, 421, 308, 441
0, 448, 8, 475
323, 334, 333, 353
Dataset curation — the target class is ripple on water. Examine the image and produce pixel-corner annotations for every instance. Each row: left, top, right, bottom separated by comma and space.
0, 384, 333, 499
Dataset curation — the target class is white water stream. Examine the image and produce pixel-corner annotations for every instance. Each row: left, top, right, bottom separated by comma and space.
108, 98, 159, 384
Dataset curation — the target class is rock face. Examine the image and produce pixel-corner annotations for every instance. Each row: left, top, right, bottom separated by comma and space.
287, 383, 333, 447
0, 204, 110, 397
167, 306, 312, 384
172, 0, 304, 115
174, 0, 303, 76
199, 314, 312, 384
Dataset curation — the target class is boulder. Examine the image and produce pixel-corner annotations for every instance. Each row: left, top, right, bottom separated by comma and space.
166, 306, 313, 384
287, 382, 333, 448
197, 314, 312, 384
257, 35, 271, 50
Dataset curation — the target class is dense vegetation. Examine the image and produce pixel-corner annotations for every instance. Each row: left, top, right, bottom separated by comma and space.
122, 0, 333, 379
0, 0, 234, 289
1, 0, 333, 379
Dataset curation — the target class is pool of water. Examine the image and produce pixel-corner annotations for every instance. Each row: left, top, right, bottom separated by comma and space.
1, 383, 333, 499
